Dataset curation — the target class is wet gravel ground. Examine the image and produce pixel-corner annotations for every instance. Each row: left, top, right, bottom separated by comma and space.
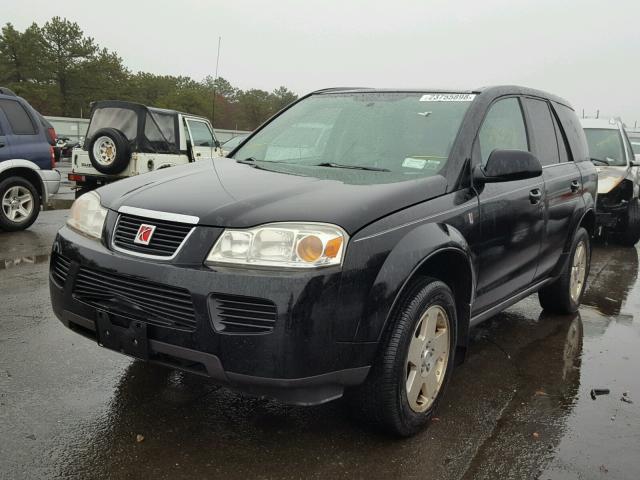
1, 210, 639, 479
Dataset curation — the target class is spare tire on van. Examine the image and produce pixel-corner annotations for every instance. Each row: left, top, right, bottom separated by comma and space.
88, 128, 131, 174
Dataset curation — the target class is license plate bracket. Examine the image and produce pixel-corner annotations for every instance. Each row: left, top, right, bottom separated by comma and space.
95, 310, 149, 360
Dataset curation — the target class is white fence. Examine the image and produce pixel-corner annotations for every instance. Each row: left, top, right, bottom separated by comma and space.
45, 116, 249, 144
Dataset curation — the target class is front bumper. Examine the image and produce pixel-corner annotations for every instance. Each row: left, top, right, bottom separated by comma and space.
49, 224, 373, 405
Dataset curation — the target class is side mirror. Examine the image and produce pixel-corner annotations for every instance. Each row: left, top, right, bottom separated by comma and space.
474, 149, 542, 183
633, 154, 640, 167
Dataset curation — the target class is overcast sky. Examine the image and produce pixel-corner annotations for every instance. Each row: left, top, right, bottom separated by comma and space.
5, 0, 640, 126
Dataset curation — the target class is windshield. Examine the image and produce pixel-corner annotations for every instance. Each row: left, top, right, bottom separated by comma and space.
584, 128, 627, 166
223, 134, 249, 151
232, 92, 473, 184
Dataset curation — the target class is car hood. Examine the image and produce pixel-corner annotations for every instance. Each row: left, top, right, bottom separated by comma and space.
596, 165, 629, 195
98, 160, 448, 234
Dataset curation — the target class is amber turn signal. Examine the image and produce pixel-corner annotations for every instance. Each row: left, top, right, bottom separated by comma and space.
324, 237, 343, 258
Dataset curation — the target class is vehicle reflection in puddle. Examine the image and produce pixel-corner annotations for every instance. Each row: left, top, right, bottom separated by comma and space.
582, 245, 639, 316
56, 306, 589, 479
0, 254, 50, 271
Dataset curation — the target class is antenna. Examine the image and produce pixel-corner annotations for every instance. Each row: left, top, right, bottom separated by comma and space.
211, 36, 222, 127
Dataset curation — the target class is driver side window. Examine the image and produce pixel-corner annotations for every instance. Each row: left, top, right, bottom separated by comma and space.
479, 98, 529, 165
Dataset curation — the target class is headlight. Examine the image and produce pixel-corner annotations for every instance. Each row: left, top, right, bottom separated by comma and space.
66, 191, 107, 240
206, 223, 348, 268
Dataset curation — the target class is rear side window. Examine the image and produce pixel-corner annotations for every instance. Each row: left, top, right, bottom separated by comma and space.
552, 103, 589, 162
0, 99, 37, 135
478, 97, 529, 165
524, 98, 560, 166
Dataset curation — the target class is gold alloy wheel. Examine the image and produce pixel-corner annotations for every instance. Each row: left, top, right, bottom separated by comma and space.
570, 241, 587, 303
405, 304, 450, 413
93, 136, 117, 166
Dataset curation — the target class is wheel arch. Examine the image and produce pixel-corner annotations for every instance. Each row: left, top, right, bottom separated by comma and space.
0, 162, 44, 204
354, 222, 475, 359
579, 208, 596, 238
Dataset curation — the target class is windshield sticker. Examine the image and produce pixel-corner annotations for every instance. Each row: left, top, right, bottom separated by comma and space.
420, 93, 476, 102
403, 158, 427, 169
403, 157, 444, 170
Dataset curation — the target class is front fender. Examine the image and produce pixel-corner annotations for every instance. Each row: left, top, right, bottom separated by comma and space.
352, 222, 474, 343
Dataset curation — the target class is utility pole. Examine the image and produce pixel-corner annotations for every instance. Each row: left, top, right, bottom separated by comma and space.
211, 36, 222, 128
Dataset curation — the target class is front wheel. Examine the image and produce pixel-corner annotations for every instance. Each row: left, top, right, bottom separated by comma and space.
538, 227, 590, 314
0, 176, 40, 231
348, 277, 457, 436
618, 199, 640, 246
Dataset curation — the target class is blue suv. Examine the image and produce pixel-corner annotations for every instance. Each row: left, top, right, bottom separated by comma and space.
0, 87, 61, 231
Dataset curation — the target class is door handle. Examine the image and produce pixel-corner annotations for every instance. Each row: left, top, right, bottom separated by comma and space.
196, 152, 201, 157
529, 188, 542, 204
0, 141, 5, 148
570, 180, 580, 192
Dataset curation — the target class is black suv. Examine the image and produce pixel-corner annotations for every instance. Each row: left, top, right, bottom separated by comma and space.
50, 86, 596, 436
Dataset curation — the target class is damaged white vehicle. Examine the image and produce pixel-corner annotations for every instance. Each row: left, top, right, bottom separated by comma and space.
581, 118, 640, 245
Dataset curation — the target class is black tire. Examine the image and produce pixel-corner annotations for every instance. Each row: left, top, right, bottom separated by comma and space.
0, 176, 40, 231
538, 227, 590, 314
348, 276, 457, 436
618, 199, 640, 247
87, 128, 130, 174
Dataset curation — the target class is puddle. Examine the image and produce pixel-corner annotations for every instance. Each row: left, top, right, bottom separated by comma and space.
0, 254, 51, 271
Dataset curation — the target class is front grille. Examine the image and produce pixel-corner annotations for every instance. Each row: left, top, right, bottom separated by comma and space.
51, 254, 71, 286
113, 213, 193, 258
73, 266, 197, 332
211, 293, 277, 334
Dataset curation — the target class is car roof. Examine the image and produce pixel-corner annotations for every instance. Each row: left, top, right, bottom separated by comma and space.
580, 118, 621, 130
310, 85, 573, 109
91, 100, 209, 121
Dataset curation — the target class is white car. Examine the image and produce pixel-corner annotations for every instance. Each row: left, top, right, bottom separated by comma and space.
581, 117, 640, 244
70, 101, 222, 197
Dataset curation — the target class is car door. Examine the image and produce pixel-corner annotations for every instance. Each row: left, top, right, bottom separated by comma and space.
472, 96, 545, 314
184, 118, 216, 161
522, 97, 583, 280
0, 98, 47, 168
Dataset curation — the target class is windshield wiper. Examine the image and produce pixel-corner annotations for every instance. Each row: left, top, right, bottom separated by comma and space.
236, 157, 260, 166
314, 162, 390, 172
590, 157, 609, 165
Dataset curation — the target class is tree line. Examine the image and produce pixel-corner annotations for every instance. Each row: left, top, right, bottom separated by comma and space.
0, 17, 298, 131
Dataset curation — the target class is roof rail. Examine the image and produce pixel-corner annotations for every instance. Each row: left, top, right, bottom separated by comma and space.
311, 87, 372, 94
0, 87, 18, 96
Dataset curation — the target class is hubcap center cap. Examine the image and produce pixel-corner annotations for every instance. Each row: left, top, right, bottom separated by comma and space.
421, 348, 432, 374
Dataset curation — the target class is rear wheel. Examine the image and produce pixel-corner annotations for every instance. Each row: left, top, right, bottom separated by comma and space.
0, 176, 40, 231
348, 277, 457, 436
618, 199, 640, 246
538, 227, 590, 314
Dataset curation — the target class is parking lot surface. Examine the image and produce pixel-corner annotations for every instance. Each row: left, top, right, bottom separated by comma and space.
1, 210, 639, 479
